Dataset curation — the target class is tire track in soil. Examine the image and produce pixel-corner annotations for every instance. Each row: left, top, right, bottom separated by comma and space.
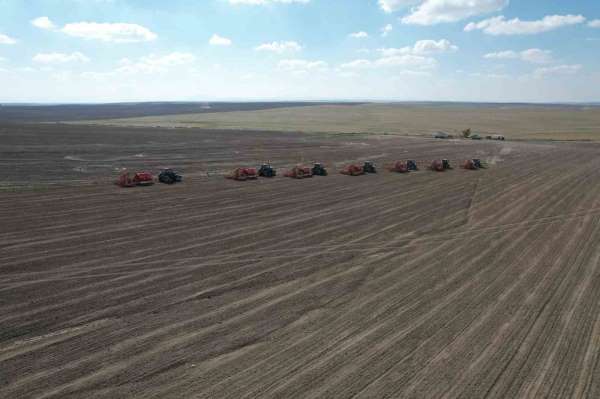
2, 130, 600, 399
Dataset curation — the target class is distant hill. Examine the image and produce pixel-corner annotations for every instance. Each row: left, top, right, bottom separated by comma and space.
0, 102, 358, 123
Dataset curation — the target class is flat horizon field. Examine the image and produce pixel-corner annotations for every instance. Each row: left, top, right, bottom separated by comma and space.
76, 102, 600, 141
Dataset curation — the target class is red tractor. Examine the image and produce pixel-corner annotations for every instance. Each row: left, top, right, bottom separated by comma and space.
462, 159, 484, 170
430, 159, 452, 172
117, 171, 154, 187
285, 165, 313, 178
388, 161, 409, 173
340, 164, 365, 176
226, 167, 258, 181
461, 159, 478, 170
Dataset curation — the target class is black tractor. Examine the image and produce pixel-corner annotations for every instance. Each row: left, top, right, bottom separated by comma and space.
407, 160, 418, 171
472, 159, 486, 169
158, 169, 183, 184
442, 159, 452, 170
258, 164, 276, 178
363, 161, 377, 173
312, 163, 328, 176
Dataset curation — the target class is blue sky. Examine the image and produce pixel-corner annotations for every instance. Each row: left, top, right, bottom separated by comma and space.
0, 0, 599, 102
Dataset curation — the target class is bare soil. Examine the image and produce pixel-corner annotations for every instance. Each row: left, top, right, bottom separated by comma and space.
1, 123, 600, 398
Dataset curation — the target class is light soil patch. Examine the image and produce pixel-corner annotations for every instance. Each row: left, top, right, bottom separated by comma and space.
80, 103, 600, 141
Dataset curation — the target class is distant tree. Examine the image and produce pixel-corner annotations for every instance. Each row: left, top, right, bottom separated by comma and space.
462, 128, 471, 138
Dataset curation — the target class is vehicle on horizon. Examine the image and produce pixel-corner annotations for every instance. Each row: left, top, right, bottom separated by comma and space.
117, 171, 155, 187
363, 161, 377, 173
226, 167, 258, 181
285, 165, 313, 178
158, 169, 183, 184
312, 163, 328, 176
258, 163, 276, 178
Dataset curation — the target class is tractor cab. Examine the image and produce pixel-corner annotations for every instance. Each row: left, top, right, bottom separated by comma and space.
312, 163, 328, 176
407, 160, 418, 171
363, 161, 377, 174
258, 164, 276, 178
158, 169, 183, 184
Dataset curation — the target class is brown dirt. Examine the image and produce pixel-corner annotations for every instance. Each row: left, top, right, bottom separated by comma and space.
1, 124, 600, 398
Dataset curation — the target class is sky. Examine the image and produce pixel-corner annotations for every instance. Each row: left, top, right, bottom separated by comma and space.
0, 0, 599, 103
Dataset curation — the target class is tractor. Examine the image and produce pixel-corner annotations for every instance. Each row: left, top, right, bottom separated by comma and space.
340, 164, 365, 176
363, 161, 377, 173
117, 171, 154, 187
226, 167, 258, 181
407, 160, 418, 171
158, 169, 183, 184
430, 160, 444, 172
285, 165, 313, 179
258, 164, 276, 178
461, 159, 478, 170
312, 163, 328, 176
388, 161, 409, 173
462, 159, 485, 170
430, 159, 452, 172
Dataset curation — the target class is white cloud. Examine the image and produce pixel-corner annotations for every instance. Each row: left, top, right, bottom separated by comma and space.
520, 49, 553, 64
381, 24, 393, 37
0, 33, 17, 45
484, 48, 553, 64
341, 38, 455, 72
483, 50, 518, 59
378, 0, 418, 13
209, 34, 232, 46
116, 52, 195, 74
33, 52, 90, 64
465, 14, 586, 35
278, 59, 328, 72
62, 22, 157, 42
374, 54, 437, 68
340, 54, 437, 70
395, 70, 432, 77
589, 20, 600, 28
255, 41, 302, 53
340, 59, 372, 69
378, 39, 458, 56
402, 0, 508, 25
228, 0, 309, 4
349, 31, 369, 38
350, 39, 456, 72
470, 72, 510, 79
413, 39, 458, 54
31, 16, 56, 30
534, 64, 582, 78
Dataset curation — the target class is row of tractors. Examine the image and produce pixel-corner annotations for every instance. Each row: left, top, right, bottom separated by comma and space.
227, 163, 329, 181
116, 158, 485, 187
226, 158, 485, 181
116, 168, 183, 187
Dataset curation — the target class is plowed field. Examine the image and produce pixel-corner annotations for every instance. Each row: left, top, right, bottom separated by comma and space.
1, 124, 599, 398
